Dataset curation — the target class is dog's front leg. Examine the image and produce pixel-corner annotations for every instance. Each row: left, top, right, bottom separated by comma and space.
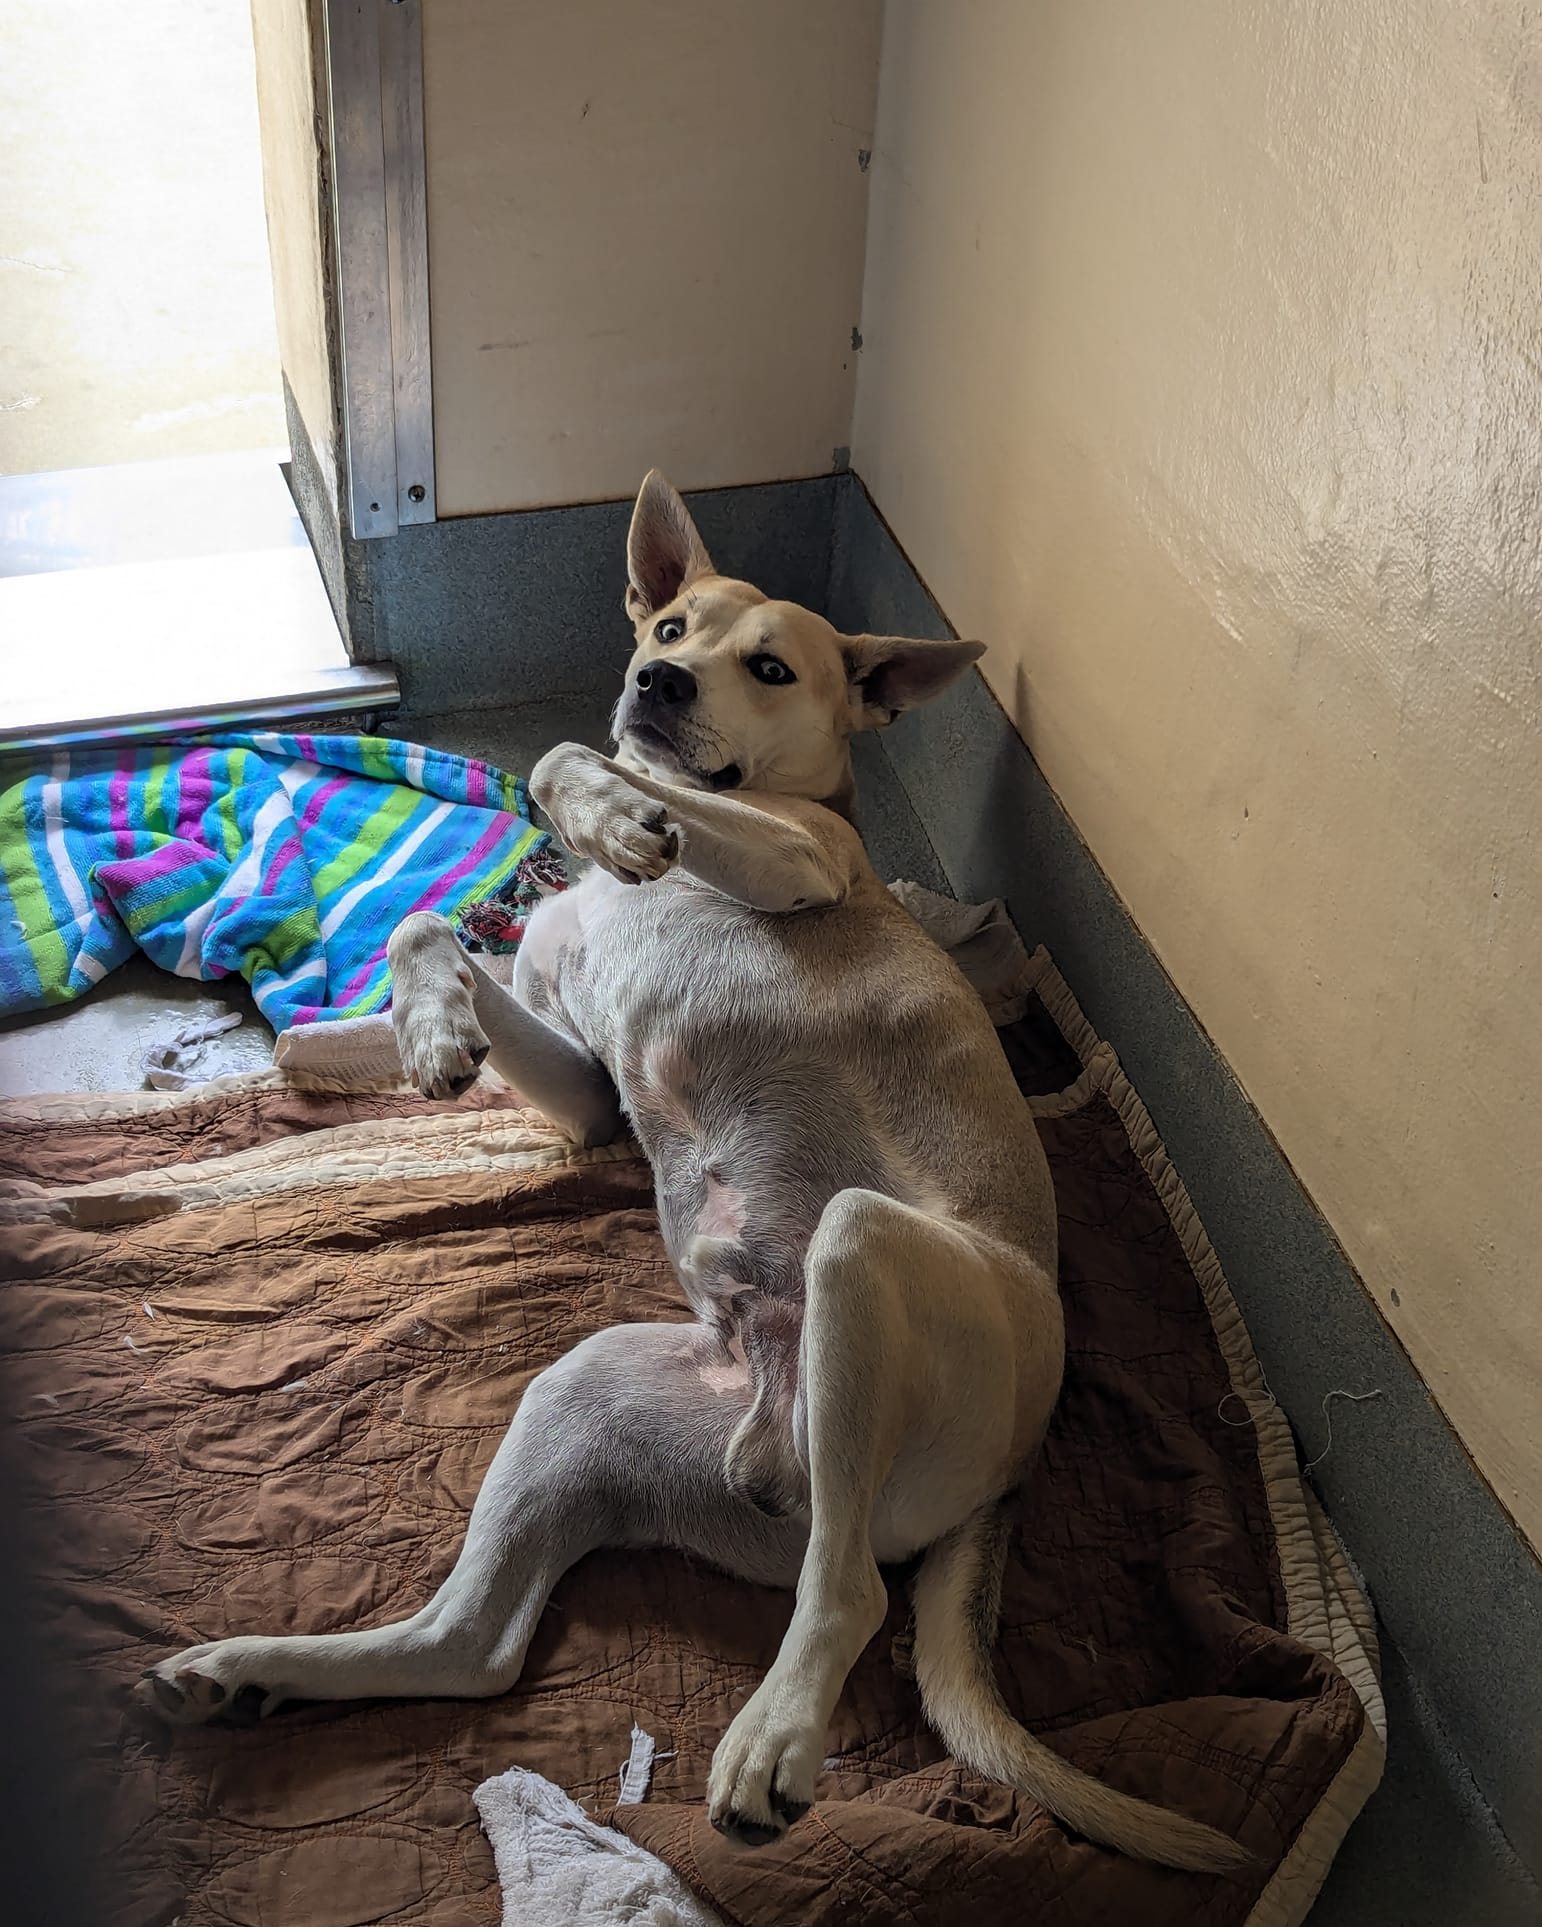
387, 912, 621, 1145
531, 743, 856, 912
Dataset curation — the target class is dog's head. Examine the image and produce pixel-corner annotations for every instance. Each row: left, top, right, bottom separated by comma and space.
611, 471, 983, 808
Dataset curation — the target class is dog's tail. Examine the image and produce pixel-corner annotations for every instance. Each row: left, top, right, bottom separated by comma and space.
912, 1504, 1255, 1876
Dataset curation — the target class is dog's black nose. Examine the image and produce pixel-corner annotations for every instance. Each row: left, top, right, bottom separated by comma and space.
635, 661, 697, 708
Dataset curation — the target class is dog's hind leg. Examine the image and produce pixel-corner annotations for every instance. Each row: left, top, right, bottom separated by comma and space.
139, 1323, 805, 1725
707, 1188, 1061, 1846
387, 910, 622, 1144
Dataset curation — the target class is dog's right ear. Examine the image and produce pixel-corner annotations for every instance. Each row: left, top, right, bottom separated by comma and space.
626, 471, 715, 620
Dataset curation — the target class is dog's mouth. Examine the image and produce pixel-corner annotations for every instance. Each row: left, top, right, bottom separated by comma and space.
620, 720, 741, 792
623, 719, 679, 758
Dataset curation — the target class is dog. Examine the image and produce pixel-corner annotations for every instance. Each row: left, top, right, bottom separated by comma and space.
140, 472, 1249, 1876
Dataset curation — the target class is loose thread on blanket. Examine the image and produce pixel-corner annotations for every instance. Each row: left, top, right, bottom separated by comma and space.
1302, 1388, 1384, 1471
1218, 1380, 1384, 1474
1216, 1368, 1280, 1429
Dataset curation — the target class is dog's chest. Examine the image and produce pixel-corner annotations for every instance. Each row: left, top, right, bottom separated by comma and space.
517, 869, 828, 1077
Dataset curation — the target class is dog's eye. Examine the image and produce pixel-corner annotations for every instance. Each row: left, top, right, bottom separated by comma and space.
654, 617, 686, 645
747, 654, 796, 686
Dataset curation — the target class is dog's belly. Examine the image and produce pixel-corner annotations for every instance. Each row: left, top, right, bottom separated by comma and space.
520, 864, 1055, 1276
641, 1063, 896, 1314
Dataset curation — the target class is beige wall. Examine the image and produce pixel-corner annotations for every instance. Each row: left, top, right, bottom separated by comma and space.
420, 0, 880, 516
854, 2, 1542, 1544
249, 0, 336, 494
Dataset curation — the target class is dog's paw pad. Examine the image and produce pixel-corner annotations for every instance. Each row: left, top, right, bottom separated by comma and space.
137, 1662, 233, 1727
771, 1792, 810, 1827
712, 1811, 784, 1849
227, 1682, 272, 1726
586, 801, 680, 886
395, 1008, 491, 1100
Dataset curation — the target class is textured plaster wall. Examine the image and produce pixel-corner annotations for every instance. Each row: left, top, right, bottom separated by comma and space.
853, 0, 1542, 1545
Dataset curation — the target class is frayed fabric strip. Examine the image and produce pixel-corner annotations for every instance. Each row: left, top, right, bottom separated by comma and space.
617, 1723, 659, 1806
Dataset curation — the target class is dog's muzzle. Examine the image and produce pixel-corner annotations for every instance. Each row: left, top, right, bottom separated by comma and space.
616, 661, 696, 757
617, 666, 741, 790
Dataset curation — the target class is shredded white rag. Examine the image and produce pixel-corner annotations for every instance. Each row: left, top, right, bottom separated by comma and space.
142, 1010, 246, 1090
473, 1764, 724, 1927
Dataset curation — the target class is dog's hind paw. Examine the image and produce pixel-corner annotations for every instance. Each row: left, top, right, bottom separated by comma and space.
136, 1645, 282, 1727
386, 912, 492, 1099
706, 1679, 820, 1847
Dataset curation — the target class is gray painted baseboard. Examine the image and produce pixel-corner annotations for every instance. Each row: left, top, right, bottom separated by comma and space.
826, 474, 1540, 1876
364, 472, 837, 722
282, 394, 843, 724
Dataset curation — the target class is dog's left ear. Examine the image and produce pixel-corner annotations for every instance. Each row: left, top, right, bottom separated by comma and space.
841, 634, 985, 728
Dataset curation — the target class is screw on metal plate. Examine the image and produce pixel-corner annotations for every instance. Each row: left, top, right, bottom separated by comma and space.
407, 483, 426, 503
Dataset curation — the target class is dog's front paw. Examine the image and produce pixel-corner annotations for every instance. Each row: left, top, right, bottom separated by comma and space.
706, 1677, 822, 1847
388, 914, 490, 1098
394, 992, 489, 1099
567, 791, 679, 887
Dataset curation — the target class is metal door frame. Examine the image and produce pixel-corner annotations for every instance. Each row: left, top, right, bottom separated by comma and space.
322, 0, 435, 540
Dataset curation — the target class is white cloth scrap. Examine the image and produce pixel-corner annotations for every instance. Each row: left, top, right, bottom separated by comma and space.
271, 1011, 401, 1080
473, 1764, 723, 1927
142, 1010, 246, 1090
616, 1722, 659, 1805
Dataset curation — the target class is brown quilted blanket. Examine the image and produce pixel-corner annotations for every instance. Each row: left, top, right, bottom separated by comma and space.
0, 956, 1382, 1927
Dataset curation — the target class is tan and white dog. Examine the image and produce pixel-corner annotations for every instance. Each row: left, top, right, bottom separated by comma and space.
142, 473, 1250, 1876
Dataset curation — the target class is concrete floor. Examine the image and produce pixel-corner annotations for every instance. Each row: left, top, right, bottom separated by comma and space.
0, 0, 285, 473
0, 955, 273, 1098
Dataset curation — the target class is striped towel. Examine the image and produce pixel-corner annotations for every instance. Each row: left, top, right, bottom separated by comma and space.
0, 732, 546, 1030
